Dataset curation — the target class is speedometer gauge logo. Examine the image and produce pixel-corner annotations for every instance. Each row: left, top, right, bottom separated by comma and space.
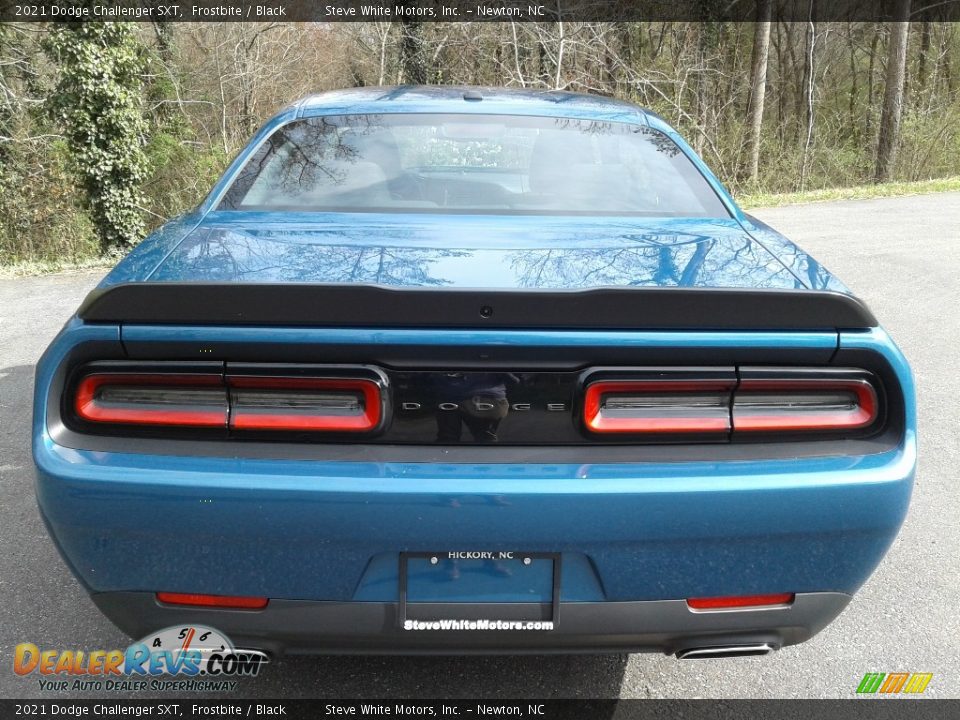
131, 625, 268, 677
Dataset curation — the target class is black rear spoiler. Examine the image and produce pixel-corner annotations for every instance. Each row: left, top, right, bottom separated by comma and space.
77, 283, 877, 330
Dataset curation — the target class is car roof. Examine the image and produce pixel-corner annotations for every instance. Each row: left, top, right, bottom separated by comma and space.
294, 85, 655, 124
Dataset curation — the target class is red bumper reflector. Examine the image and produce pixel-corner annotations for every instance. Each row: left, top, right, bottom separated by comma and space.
583, 380, 733, 434
687, 593, 795, 610
155, 592, 269, 610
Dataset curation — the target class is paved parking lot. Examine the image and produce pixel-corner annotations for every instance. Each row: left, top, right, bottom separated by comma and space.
1, 193, 957, 698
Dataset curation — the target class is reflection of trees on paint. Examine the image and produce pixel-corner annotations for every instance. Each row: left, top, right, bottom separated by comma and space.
507, 235, 795, 289
153, 223, 817, 291
153, 228, 469, 285
743, 225, 852, 292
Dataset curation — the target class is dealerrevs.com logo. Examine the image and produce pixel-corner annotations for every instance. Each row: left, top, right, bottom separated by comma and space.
14, 625, 267, 692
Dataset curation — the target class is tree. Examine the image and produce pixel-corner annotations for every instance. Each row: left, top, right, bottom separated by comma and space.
399, 20, 428, 84
692, 18, 720, 156
875, 0, 912, 182
44, 21, 149, 252
743, 0, 772, 184
798, 15, 817, 191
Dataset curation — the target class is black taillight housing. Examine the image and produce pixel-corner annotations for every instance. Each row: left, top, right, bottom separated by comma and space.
67, 362, 387, 438
582, 367, 882, 441
66, 362, 886, 445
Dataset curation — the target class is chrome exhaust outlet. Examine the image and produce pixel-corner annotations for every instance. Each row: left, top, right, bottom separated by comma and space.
234, 649, 272, 662
676, 643, 775, 659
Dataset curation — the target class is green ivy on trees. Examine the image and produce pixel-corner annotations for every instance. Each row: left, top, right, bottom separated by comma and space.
44, 21, 148, 253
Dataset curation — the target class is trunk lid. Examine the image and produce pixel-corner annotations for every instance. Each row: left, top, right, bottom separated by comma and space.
143, 213, 806, 290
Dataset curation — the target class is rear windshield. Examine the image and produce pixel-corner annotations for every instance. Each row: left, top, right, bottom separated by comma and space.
218, 113, 729, 217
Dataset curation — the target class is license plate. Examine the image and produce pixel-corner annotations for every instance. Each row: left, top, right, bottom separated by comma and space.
398, 552, 560, 626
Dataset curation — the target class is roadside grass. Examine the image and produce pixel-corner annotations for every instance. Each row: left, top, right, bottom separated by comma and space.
738, 176, 960, 209
3, 177, 960, 275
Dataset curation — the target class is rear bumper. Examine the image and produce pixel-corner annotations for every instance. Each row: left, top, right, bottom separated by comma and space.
36, 438, 915, 599
92, 591, 851, 656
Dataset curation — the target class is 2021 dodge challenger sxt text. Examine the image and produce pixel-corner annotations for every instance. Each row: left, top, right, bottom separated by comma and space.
33, 87, 915, 658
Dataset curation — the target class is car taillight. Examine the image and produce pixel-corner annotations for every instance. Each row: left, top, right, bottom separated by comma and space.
583, 378, 735, 435
72, 367, 384, 434
71, 364, 883, 442
228, 376, 381, 432
583, 369, 881, 438
74, 373, 228, 427
732, 371, 878, 433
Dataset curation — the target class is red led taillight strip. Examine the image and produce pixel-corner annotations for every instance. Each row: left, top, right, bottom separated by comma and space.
687, 593, 795, 610
583, 379, 734, 434
74, 374, 227, 427
732, 378, 878, 432
227, 376, 382, 432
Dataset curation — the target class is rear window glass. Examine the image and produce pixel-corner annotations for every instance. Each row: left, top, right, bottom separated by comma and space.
219, 113, 729, 217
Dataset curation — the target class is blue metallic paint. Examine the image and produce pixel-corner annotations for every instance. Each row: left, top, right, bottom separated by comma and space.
119, 325, 841, 354
126, 214, 806, 290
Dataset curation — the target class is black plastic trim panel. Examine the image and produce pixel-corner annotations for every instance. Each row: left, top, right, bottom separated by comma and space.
78, 283, 878, 330
91, 591, 851, 656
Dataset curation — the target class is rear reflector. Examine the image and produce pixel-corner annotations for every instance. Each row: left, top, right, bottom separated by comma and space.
228, 376, 382, 432
732, 378, 878, 432
687, 593, 795, 610
156, 592, 268, 609
74, 374, 227, 427
583, 379, 733, 434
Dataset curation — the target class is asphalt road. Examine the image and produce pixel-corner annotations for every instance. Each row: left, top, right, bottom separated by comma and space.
1, 193, 958, 699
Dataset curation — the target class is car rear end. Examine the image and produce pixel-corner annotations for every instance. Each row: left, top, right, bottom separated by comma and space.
32, 90, 916, 657
33, 284, 915, 657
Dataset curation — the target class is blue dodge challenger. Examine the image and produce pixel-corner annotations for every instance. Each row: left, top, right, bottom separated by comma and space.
33, 87, 915, 658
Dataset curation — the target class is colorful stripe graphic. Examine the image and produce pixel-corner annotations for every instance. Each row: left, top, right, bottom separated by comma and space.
880, 673, 910, 693
856, 673, 886, 693
856, 672, 932, 694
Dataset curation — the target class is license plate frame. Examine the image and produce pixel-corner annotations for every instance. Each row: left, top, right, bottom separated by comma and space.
398, 551, 561, 626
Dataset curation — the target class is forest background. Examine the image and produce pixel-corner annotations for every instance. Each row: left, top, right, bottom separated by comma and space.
1, 6, 954, 267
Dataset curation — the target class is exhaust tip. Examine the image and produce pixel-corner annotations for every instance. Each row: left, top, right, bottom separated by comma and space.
233, 648, 273, 662
676, 643, 775, 659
